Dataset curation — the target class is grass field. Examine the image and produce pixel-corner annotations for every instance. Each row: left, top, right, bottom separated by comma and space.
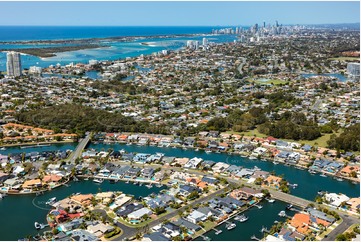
329, 57, 360, 61
247, 78, 288, 85
226, 129, 341, 148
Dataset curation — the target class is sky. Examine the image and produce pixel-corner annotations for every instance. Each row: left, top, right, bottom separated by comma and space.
0, 1, 359, 26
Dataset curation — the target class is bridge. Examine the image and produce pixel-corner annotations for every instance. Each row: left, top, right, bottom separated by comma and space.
66, 133, 91, 163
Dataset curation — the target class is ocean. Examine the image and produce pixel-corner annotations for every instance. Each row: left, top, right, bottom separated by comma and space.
0, 26, 241, 71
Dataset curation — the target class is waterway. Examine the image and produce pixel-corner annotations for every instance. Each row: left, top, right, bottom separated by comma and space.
0, 180, 164, 241
194, 200, 296, 241
0, 142, 359, 240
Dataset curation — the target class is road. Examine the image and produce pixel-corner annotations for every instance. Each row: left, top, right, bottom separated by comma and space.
312, 97, 323, 110
112, 186, 229, 240
322, 215, 358, 241
67, 133, 91, 163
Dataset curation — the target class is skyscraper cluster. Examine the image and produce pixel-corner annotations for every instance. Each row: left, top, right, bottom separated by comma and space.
6, 51, 22, 77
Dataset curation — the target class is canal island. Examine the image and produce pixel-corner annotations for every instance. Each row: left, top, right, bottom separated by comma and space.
0, 2, 360, 241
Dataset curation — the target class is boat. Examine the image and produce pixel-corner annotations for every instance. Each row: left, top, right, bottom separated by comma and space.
320, 173, 327, 177
205, 150, 212, 154
226, 223, 236, 230
289, 183, 298, 189
309, 170, 317, 174
84, 177, 89, 181
73, 176, 79, 182
195, 148, 199, 151
0, 147, 6, 150
239, 215, 249, 223
267, 199, 275, 203
274, 220, 279, 224
126, 180, 130, 184
286, 204, 293, 210
249, 156, 257, 160
254, 204, 263, 209
0, 194, 3, 199
215, 230, 223, 235
93, 178, 104, 183
278, 211, 286, 217
146, 184, 153, 189
253, 166, 261, 171
45, 197, 57, 205
352, 181, 358, 185
126, 143, 132, 146
318, 190, 325, 196
273, 161, 279, 165
34, 222, 47, 230
336, 178, 344, 182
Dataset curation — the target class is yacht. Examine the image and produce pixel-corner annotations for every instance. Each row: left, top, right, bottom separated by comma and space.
278, 211, 286, 217
34, 222, 47, 230
336, 177, 344, 182
45, 197, 57, 205
238, 215, 249, 223
215, 230, 223, 235
320, 173, 327, 177
205, 150, 212, 154
0, 147, 6, 150
226, 223, 236, 230
93, 178, 104, 183
195, 148, 199, 151
267, 198, 275, 203
273, 161, 279, 165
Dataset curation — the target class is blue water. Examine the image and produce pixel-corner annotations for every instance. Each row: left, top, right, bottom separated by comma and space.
0, 27, 238, 71
0, 26, 222, 41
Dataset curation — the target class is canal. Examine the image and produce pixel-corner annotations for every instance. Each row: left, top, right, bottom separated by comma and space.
0, 142, 359, 240
0, 180, 164, 241
194, 200, 297, 241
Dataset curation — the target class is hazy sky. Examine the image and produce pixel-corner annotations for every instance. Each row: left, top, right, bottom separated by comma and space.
0, 1, 359, 26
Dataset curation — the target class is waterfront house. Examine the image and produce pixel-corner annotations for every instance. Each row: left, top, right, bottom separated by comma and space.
263, 175, 283, 189
184, 157, 203, 169
340, 165, 360, 178
58, 218, 84, 232
3, 178, 21, 189
173, 218, 202, 233
141, 167, 155, 179
109, 193, 132, 210
22, 179, 42, 189
211, 162, 230, 173
70, 229, 100, 241
0, 171, 11, 184
42, 174, 64, 183
71, 194, 94, 206
278, 228, 306, 241
324, 193, 350, 207
126, 167, 141, 178
230, 187, 263, 200
234, 168, 254, 179
201, 160, 216, 169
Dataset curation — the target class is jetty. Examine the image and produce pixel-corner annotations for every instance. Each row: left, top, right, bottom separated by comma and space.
251, 235, 261, 241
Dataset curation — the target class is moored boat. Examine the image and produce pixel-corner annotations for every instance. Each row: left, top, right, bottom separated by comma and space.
226, 223, 236, 230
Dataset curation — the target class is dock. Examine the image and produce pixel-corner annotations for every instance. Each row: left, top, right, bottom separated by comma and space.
260, 226, 270, 233
199, 235, 211, 241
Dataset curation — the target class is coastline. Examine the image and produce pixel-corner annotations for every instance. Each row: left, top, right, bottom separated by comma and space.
0, 140, 75, 148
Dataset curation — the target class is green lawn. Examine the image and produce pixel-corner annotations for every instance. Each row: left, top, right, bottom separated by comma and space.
247, 78, 288, 85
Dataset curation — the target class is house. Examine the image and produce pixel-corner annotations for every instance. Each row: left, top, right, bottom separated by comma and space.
230, 187, 263, 200
324, 193, 350, 207
142, 232, 170, 241
235, 168, 254, 178
87, 222, 114, 237
278, 227, 305, 241
340, 165, 359, 177
141, 168, 155, 179
346, 198, 360, 213
162, 222, 181, 238
186, 210, 208, 224
212, 162, 230, 173
127, 207, 152, 220
184, 157, 203, 169
306, 208, 336, 224
173, 218, 202, 232
71, 194, 93, 206
178, 184, 200, 197
116, 203, 144, 217
201, 176, 218, 185
70, 229, 100, 241
59, 218, 84, 232
22, 179, 42, 189
263, 175, 283, 189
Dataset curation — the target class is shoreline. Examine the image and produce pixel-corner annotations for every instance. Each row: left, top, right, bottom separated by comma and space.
0, 140, 75, 148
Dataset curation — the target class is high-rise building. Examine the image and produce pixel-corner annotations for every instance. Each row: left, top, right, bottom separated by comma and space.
202, 38, 208, 46
347, 63, 360, 78
194, 41, 199, 50
6, 51, 22, 77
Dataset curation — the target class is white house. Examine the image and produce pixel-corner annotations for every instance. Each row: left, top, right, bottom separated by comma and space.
127, 208, 152, 220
